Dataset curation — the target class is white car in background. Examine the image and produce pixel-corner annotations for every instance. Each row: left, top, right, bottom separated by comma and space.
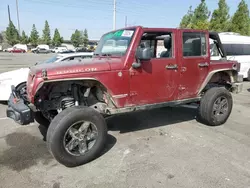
0, 52, 93, 101
51, 46, 68, 53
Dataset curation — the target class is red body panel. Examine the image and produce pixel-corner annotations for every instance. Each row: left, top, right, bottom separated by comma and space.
27, 26, 239, 108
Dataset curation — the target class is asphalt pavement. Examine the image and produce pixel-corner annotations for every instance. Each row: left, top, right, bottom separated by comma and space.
0, 52, 250, 188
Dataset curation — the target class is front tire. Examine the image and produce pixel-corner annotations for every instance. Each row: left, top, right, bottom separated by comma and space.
198, 87, 233, 126
34, 111, 50, 127
46, 106, 107, 167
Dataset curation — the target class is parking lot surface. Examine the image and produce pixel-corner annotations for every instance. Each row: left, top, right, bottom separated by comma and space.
0, 53, 250, 188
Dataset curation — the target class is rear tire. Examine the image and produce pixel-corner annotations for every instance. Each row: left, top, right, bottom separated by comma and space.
198, 87, 233, 126
46, 106, 107, 167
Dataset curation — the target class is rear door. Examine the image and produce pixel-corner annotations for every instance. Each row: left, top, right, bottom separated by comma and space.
178, 30, 210, 99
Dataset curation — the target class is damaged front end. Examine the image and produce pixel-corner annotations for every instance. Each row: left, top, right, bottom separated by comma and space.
6, 85, 34, 125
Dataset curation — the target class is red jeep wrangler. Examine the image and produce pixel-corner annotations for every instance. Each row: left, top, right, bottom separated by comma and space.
6, 26, 242, 167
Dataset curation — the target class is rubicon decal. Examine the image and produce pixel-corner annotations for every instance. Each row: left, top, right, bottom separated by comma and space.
56, 68, 97, 74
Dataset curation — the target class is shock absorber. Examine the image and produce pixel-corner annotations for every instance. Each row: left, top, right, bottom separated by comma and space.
72, 84, 79, 106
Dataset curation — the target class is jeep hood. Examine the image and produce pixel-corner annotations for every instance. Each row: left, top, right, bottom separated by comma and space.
29, 58, 111, 77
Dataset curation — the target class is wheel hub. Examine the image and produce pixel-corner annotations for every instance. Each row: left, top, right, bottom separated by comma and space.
63, 120, 98, 156
212, 96, 228, 121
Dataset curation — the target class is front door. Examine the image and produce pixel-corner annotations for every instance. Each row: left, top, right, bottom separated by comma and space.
178, 30, 210, 100
129, 30, 180, 105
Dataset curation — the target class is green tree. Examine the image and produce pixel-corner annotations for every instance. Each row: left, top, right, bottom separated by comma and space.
190, 0, 210, 29
52, 28, 63, 46
42, 20, 51, 45
80, 30, 84, 45
29, 24, 39, 46
83, 29, 89, 47
209, 0, 230, 32
0, 31, 7, 43
20, 30, 29, 44
5, 20, 20, 45
179, 6, 193, 28
71, 29, 81, 47
0, 32, 3, 43
228, 0, 250, 35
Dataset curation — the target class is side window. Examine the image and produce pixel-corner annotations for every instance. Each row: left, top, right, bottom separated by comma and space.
210, 42, 220, 56
183, 32, 207, 57
137, 32, 173, 58
223, 44, 250, 56
81, 55, 92, 59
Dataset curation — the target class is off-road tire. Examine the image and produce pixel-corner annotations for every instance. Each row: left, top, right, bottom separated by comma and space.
198, 87, 233, 126
34, 111, 50, 127
46, 106, 107, 167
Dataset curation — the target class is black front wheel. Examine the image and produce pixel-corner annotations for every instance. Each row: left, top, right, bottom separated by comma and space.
198, 87, 233, 126
46, 106, 107, 167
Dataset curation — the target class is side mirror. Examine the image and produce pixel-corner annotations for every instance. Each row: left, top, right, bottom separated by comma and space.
136, 47, 151, 61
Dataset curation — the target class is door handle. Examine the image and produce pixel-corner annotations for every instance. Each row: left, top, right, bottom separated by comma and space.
198, 62, 209, 67
166, 64, 178, 70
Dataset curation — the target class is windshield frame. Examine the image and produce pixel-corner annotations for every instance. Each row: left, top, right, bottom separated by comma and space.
94, 28, 136, 57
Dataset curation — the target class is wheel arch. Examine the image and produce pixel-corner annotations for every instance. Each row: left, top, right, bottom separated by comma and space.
198, 69, 238, 94
15, 81, 27, 89
35, 78, 117, 107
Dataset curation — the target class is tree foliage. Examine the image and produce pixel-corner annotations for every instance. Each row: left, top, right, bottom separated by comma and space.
209, 0, 230, 32
229, 0, 250, 35
42, 20, 51, 45
5, 20, 20, 45
83, 29, 89, 47
180, 0, 250, 35
20, 30, 29, 44
190, 0, 210, 29
29, 24, 39, 46
52, 28, 63, 46
179, 6, 193, 28
0, 32, 4, 43
71, 29, 81, 47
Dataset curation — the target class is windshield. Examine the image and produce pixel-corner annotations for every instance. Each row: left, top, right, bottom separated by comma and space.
37, 55, 60, 65
94, 28, 136, 56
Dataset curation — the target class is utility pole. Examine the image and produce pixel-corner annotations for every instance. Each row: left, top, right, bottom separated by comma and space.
8, 5, 11, 23
113, 0, 116, 30
16, 0, 21, 35
125, 16, 127, 27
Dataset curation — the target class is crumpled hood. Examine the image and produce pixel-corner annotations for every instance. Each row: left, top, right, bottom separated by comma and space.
29, 58, 111, 77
